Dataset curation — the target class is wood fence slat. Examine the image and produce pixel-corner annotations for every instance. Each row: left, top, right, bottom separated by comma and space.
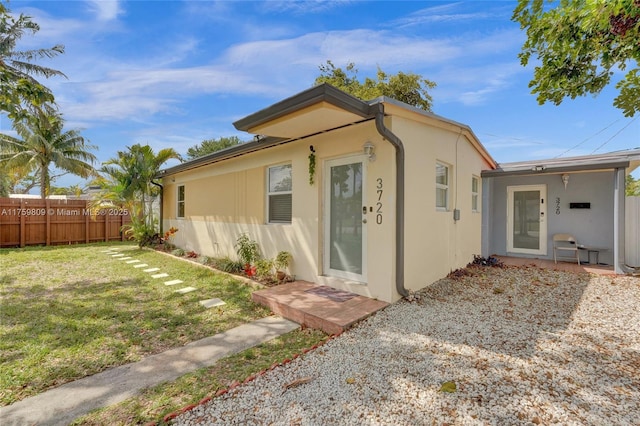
19, 199, 25, 248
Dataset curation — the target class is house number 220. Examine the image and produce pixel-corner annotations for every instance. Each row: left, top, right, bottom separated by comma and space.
376, 178, 383, 224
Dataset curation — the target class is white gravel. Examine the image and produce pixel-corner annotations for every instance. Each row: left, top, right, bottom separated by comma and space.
174, 266, 640, 425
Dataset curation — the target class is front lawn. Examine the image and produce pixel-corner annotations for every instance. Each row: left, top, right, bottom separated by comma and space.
0, 243, 271, 405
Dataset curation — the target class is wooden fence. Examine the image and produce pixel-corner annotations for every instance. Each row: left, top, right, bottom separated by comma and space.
0, 198, 131, 248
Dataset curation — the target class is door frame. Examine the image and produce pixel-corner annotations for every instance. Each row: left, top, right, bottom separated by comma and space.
323, 155, 368, 282
506, 184, 547, 255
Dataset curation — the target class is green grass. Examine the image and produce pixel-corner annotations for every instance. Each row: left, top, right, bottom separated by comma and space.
0, 242, 272, 406
70, 328, 327, 425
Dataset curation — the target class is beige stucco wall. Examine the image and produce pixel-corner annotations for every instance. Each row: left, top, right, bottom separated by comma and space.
162, 120, 397, 302
390, 114, 489, 293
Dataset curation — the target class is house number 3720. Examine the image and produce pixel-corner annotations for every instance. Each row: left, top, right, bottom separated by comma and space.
376, 178, 383, 224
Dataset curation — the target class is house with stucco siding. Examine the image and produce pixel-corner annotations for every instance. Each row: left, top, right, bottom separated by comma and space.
158, 84, 497, 303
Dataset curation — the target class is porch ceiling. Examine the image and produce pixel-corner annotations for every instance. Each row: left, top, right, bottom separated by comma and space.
245, 101, 368, 139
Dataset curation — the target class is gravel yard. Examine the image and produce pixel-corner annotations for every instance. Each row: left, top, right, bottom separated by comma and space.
175, 266, 640, 425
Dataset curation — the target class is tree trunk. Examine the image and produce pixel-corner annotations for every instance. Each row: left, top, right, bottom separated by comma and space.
40, 166, 49, 199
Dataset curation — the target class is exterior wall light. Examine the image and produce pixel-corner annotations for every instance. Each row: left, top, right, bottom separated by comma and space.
562, 173, 570, 190
363, 141, 376, 162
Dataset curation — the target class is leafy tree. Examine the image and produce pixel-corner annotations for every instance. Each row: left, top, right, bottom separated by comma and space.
0, 167, 9, 196
627, 174, 640, 196
186, 136, 242, 160
0, 3, 66, 121
96, 144, 182, 244
314, 61, 436, 111
0, 162, 38, 195
49, 183, 84, 196
513, 0, 640, 117
0, 105, 97, 198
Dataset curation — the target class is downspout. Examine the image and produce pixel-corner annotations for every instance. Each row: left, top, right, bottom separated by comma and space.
151, 179, 163, 235
373, 103, 408, 297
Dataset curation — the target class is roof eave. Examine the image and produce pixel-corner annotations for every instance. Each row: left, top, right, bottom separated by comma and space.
233, 83, 373, 133
482, 160, 631, 177
156, 136, 287, 178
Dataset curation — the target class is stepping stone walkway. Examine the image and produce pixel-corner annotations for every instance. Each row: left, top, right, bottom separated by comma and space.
175, 286, 197, 294
102, 248, 226, 310
151, 273, 169, 279
200, 298, 226, 308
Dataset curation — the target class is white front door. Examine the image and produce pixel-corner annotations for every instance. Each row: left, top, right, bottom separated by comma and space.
507, 185, 547, 255
324, 156, 367, 281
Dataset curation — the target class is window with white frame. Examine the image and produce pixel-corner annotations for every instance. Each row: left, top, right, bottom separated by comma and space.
435, 162, 449, 210
267, 163, 292, 223
472, 176, 479, 212
177, 185, 185, 218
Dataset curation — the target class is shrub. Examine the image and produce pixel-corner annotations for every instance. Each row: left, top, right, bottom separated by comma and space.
235, 233, 260, 266
468, 255, 504, 268
171, 248, 185, 257
123, 220, 159, 248
255, 258, 274, 279
186, 250, 198, 258
274, 251, 292, 272
197, 256, 211, 265
215, 257, 244, 274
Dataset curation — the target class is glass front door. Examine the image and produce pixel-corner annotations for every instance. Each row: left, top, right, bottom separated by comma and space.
507, 185, 547, 255
324, 157, 366, 281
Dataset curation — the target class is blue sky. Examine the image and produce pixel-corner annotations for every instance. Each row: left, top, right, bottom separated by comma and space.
3, 0, 639, 187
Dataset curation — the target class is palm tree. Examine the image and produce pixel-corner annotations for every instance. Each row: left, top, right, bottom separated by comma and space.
99, 144, 182, 229
1, 3, 66, 120
0, 106, 97, 198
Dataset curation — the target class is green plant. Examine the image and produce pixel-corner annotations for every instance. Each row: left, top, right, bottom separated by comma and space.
171, 248, 185, 257
274, 251, 292, 272
308, 145, 316, 185
123, 219, 159, 248
197, 256, 211, 265
255, 258, 274, 279
235, 233, 260, 266
215, 257, 244, 274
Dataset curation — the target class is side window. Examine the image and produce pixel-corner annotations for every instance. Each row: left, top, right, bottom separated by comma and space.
472, 176, 479, 212
435, 162, 449, 210
177, 185, 185, 218
267, 164, 292, 223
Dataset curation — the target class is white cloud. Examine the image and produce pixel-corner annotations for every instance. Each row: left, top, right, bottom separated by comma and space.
86, 0, 122, 22
391, 2, 509, 28
261, 0, 352, 14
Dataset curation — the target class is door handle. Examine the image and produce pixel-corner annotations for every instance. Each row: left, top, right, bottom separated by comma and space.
362, 218, 367, 224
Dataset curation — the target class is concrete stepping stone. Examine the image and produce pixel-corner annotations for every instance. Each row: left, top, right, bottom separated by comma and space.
125, 260, 140, 264
151, 273, 169, 279
101, 249, 115, 253
117, 257, 133, 261
133, 263, 148, 268
175, 287, 197, 294
111, 254, 125, 257
143, 267, 160, 272
164, 279, 183, 286
199, 298, 226, 308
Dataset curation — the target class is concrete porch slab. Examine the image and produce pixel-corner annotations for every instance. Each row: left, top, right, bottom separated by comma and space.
251, 281, 389, 335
